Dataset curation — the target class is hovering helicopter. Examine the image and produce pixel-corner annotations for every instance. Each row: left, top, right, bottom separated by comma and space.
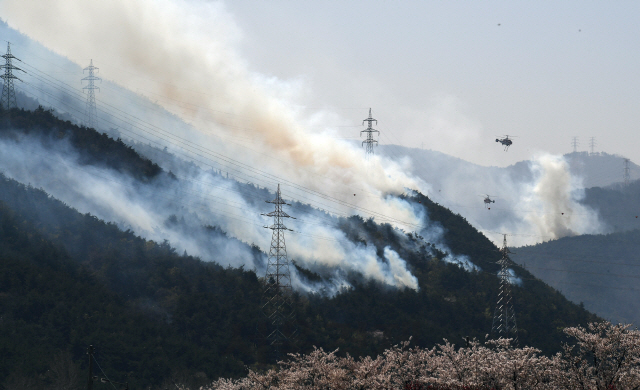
479, 194, 496, 208
496, 135, 516, 151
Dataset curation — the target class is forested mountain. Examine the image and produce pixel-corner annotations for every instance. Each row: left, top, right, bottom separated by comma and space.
579, 179, 640, 233
0, 107, 599, 389
514, 229, 640, 326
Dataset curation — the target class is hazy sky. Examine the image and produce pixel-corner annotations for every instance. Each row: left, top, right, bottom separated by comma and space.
223, 1, 640, 167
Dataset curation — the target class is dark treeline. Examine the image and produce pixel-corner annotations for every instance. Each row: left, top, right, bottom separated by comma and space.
0, 108, 599, 389
0, 106, 162, 182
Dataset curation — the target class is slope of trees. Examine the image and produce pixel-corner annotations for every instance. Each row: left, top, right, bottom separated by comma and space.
0, 107, 601, 388
580, 180, 640, 233
0, 106, 162, 182
514, 229, 640, 326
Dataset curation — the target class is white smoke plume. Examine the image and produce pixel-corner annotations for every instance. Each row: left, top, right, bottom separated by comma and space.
378, 147, 605, 247
0, 131, 429, 291
0, 0, 424, 221
520, 153, 602, 241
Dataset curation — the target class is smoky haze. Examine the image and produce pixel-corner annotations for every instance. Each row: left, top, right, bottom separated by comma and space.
0, 0, 607, 257
0, 0, 427, 228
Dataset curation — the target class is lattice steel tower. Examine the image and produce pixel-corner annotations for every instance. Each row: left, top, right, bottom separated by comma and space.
82, 59, 101, 129
491, 234, 518, 343
624, 158, 631, 187
571, 136, 579, 153
589, 137, 596, 154
1, 42, 25, 110
361, 108, 379, 157
261, 184, 297, 356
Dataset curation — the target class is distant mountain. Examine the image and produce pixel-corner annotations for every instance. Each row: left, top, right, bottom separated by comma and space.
513, 229, 640, 326
565, 151, 640, 188
379, 146, 639, 193
580, 180, 640, 233
0, 108, 599, 387
377, 145, 640, 245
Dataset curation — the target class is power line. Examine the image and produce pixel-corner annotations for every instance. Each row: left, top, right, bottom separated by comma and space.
13, 83, 640, 295
15, 46, 640, 246
20, 62, 418, 229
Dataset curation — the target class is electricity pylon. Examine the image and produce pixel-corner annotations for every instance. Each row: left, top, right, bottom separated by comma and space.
82, 59, 101, 129
491, 234, 518, 344
624, 158, 631, 187
571, 136, 579, 153
1, 42, 25, 110
589, 137, 596, 154
361, 108, 379, 157
261, 184, 297, 359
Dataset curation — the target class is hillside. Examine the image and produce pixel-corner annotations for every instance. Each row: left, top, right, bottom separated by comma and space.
376, 146, 639, 246
0, 106, 163, 182
513, 229, 640, 326
0, 107, 600, 388
0, 195, 261, 390
565, 151, 640, 188
580, 179, 640, 233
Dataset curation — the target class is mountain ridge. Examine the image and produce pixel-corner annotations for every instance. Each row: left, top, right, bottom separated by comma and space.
0, 107, 600, 388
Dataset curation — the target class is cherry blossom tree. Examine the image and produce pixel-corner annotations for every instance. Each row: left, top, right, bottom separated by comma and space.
205, 321, 640, 390
554, 322, 640, 390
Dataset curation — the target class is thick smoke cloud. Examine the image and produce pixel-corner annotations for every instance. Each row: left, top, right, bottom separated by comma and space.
0, 132, 432, 291
521, 153, 601, 240
0, 0, 426, 227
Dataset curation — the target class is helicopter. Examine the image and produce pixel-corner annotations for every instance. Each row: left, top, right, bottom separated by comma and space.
479, 194, 496, 208
496, 135, 515, 151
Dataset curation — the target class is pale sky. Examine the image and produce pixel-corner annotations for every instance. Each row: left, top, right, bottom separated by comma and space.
224, 1, 640, 167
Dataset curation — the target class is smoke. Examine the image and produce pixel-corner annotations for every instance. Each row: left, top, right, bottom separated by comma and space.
504, 268, 522, 286
378, 146, 605, 247
521, 153, 602, 240
0, 0, 424, 220
0, 0, 509, 292
0, 130, 430, 291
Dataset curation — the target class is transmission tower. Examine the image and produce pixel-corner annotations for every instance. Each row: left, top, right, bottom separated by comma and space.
260, 184, 297, 358
82, 59, 101, 129
1, 42, 25, 110
624, 158, 631, 187
571, 136, 579, 153
589, 137, 596, 154
491, 234, 518, 344
361, 108, 379, 157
